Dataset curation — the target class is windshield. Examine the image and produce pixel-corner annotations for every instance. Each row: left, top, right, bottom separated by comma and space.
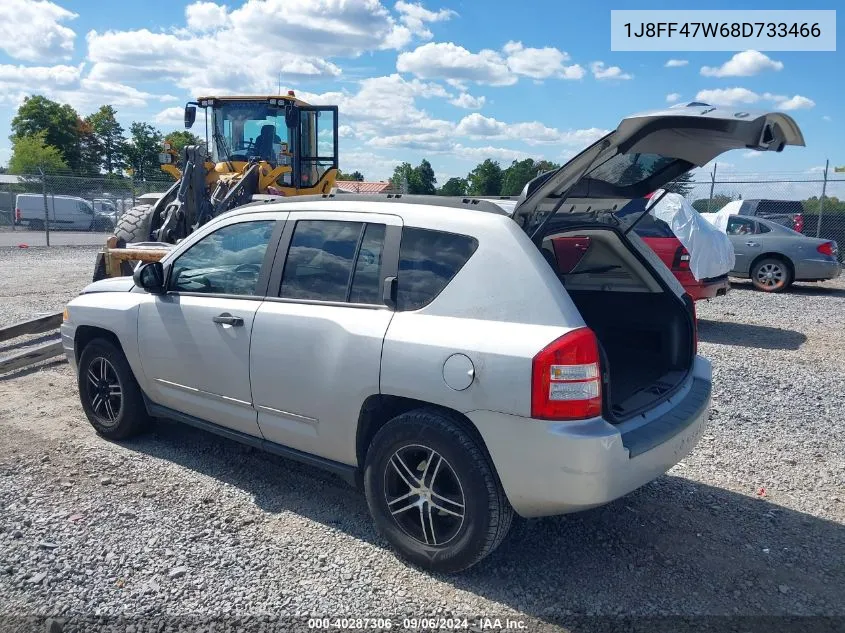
211, 101, 292, 165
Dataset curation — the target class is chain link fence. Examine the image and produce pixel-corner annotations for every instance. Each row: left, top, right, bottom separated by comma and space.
0, 174, 174, 244
1, 169, 843, 258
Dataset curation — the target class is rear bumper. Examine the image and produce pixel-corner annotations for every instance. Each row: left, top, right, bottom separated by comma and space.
682, 274, 730, 301
795, 258, 841, 281
468, 356, 712, 518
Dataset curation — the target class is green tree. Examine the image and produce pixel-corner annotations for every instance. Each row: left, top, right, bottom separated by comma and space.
691, 193, 739, 214
8, 132, 68, 174
438, 177, 467, 196
415, 159, 437, 195
87, 105, 129, 174
77, 118, 103, 176
10, 95, 81, 171
663, 171, 696, 197
466, 159, 503, 196
535, 159, 560, 174
127, 122, 164, 181
336, 169, 365, 181
501, 158, 540, 196
164, 130, 205, 157
390, 162, 420, 193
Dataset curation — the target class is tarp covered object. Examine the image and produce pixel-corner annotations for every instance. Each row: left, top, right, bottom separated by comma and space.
649, 190, 735, 280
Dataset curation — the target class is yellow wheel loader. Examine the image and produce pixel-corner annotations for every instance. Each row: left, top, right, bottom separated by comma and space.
94, 92, 338, 279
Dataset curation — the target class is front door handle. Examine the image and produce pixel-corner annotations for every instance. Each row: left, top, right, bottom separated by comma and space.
212, 313, 244, 326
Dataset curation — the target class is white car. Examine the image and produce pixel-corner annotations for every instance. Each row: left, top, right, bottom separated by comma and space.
61, 104, 804, 572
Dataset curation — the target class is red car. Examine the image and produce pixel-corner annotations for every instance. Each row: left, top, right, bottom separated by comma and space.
547, 199, 729, 302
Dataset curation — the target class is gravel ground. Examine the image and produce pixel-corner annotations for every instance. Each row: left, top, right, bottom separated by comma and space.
1, 247, 844, 632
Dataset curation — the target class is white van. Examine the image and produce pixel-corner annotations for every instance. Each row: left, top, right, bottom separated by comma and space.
15, 194, 114, 231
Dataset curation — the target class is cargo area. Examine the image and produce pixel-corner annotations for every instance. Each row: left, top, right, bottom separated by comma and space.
542, 227, 695, 421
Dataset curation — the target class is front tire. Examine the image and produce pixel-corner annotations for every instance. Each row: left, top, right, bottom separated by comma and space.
364, 409, 513, 573
77, 338, 151, 440
114, 204, 156, 244
751, 257, 792, 292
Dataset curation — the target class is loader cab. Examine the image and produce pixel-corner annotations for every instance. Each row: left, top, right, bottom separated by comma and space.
186, 95, 339, 192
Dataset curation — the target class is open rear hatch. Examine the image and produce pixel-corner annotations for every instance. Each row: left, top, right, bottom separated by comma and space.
513, 103, 804, 420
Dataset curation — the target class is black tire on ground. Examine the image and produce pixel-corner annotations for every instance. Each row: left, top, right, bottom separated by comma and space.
364, 408, 513, 573
77, 338, 152, 440
30, 219, 44, 231
90, 218, 115, 233
751, 256, 793, 292
114, 204, 155, 244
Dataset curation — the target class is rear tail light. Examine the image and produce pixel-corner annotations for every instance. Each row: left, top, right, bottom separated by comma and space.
691, 300, 698, 354
672, 246, 691, 271
531, 328, 602, 420
15, 208, 21, 221
793, 214, 804, 233
817, 241, 837, 257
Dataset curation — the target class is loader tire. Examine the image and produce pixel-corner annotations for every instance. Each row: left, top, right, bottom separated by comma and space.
114, 204, 156, 244
95, 204, 157, 282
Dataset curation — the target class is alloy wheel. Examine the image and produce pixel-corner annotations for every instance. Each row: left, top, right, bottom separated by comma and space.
383, 444, 466, 547
755, 262, 785, 289
85, 357, 123, 425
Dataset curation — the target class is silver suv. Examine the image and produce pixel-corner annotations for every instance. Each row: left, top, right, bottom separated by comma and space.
61, 104, 804, 572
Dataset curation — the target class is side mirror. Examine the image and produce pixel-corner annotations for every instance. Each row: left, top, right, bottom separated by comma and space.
133, 262, 165, 294
184, 105, 197, 129
284, 105, 299, 129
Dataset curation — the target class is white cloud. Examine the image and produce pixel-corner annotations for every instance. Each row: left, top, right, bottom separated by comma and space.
87, 0, 443, 95
455, 112, 607, 147
742, 150, 762, 159
695, 87, 815, 111
397, 42, 515, 86
695, 87, 761, 106
590, 61, 633, 80
666, 92, 681, 103
449, 92, 486, 109
153, 106, 186, 125
0, 62, 172, 110
395, 1, 456, 39
700, 50, 783, 77
773, 94, 815, 111
397, 40, 584, 85
503, 41, 584, 80
0, 0, 77, 62
665, 59, 688, 68
185, 2, 230, 31
452, 144, 534, 163
823, 115, 832, 122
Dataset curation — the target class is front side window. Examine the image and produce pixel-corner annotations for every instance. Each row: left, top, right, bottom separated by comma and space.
211, 101, 292, 166
280, 220, 386, 304
397, 228, 478, 311
170, 220, 275, 296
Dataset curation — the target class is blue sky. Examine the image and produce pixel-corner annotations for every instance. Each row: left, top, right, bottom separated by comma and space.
0, 0, 840, 182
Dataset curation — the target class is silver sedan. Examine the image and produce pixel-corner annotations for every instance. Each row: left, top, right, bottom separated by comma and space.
723, 215, 841, 292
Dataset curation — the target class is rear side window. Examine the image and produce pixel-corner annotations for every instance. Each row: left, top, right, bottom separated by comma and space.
726, 217, 757, 236
280, 220, 386, 304
397, 228, 478, 311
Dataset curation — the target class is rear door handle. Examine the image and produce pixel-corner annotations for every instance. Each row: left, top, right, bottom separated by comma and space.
745, 241, 760, 247
212, 313, 244, 326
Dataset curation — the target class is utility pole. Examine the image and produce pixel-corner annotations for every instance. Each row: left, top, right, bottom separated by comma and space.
815, 159, 829, 238
706, 163, 718, 212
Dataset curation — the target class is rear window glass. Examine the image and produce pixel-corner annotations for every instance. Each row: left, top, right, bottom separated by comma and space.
588, 153, 678, 188
397, 228, 478, 311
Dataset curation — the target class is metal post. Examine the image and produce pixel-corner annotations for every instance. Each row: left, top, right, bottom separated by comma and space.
706, 163, 717, 213
815, 159, 829, 238
38, 167, 50, 246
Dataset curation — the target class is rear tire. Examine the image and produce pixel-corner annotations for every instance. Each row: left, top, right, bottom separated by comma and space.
751, 257, 793, 292
77, 338, 152, 440
30, 219, 44, 231
364, 408, 513, 573
115, 204, 156, 244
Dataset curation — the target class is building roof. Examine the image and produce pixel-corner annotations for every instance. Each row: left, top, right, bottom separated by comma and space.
334, 181, 395, 194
